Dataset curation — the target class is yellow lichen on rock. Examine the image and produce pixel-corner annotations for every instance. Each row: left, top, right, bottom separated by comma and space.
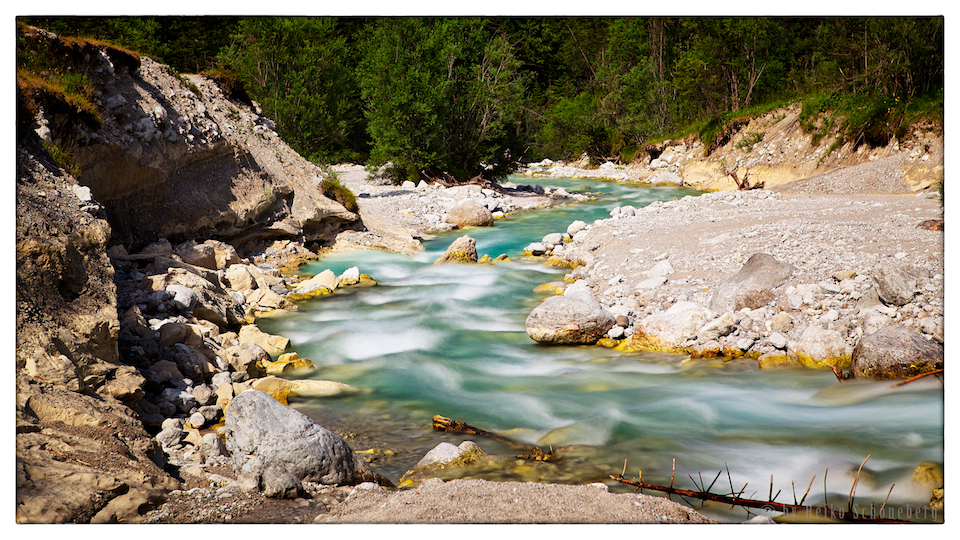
286, 287, 334, 302
262, 352, 316, 375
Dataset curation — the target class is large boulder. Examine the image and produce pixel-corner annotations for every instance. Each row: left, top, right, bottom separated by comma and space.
629, 301, 716, 351
445, 199, 494, 228
292, 269, 338, 295
850, 326, 943, 380
873, 263, 927, 306
434, 235, 478, 264
526, 292, 616, 344
710, 253, 796, 313
794, 326, 851, 368
223, 391, 391, 494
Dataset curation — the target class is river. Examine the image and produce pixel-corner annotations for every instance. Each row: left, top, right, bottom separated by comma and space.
258, 175, 943, 523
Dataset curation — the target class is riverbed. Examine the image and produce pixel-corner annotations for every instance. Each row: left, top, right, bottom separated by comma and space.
258, 175, 943, 523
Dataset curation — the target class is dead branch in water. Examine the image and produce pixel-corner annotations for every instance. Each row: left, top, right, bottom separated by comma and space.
890, 369, 943, 388
432, 414, 532, 450
610, 458, 912, 523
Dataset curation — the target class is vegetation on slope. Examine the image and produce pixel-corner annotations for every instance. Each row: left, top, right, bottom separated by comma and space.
18, 16, 944, 184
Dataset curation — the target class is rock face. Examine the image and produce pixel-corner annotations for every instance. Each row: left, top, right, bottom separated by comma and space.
710, 253, 796, 313
16, 140, 180, 523
445, 198, 494, 228
25, 27, 358, 252
850, 326, 943, 379
223, 391, 391, 494
526, 292, 616, 344
434, 235, 479, 264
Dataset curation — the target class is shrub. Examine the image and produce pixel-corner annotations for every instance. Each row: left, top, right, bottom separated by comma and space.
201, 67, 253, 107
320, 175, 358, 213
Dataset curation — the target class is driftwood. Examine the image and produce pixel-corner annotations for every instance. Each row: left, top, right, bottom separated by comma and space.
891, 368, 943, 388
727, 167, 765, 191
432, 414, 531, 450
610, 457, 914, 523
431, 414, 559, 461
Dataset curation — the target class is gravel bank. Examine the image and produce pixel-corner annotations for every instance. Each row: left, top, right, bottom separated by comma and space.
535, 155, 943, 364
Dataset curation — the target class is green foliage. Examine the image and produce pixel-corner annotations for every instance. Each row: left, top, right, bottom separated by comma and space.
218, 17, 368, 164
200, 67, 252, 106
320, 175, 358, 213
735, 131, 765, 151
42, 138, 81, 178
18, 16, 944, 173
356, 18, 524, 182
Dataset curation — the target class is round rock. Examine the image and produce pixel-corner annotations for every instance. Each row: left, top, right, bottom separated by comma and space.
525, 292, 616, 345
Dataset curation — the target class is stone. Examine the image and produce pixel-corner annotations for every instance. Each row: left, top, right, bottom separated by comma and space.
263, 352, 315, 375
566, 220, 587, 236
757, 351, 801, 370
338, 266, 361, 287
157, 321, 203, 348
250, 376, 358, 405
223, 265, 258, 292
149, 359, 184, 384
434, 235, 478, 264
100, 366, 146, 406
261, 463, 304, 499
710, 253, 796, 313
186, 412, 207, 429
525, 292, 616, 345
690, 340, 721, 358
629, 301, 716, 351
696, 312, 735, 342
645, 259, 674, 278
647, 172, 684, 185
190, 383, 216, 406
850, 326, 943, 380
873, 263, 926, 306
767, 332, 788, 349
238, 324, 290, 357
198, 405, 222, 423
415, 441, 483, 468
769, 312, 793, 333
165, 284, 198, 311
174, 241, 217, 269
445, 199, 493, 228
197, 432, 228, 459
156, 426, 185, 449
542, 232, 564, 249
794, 326, 851, 368
218, 343, 269, 378
292, 269, 338, 295
205, 239, 241, 269
524, 242, 548, 256
223, 390, 391, 488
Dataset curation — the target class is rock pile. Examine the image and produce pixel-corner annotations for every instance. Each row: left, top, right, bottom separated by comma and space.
525, 187, 943, 376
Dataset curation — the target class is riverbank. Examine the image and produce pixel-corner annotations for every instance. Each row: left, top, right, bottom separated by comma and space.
525, 155, 943, 370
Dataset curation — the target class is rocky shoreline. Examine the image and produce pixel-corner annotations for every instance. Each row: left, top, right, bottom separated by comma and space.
521, 167, 943, 376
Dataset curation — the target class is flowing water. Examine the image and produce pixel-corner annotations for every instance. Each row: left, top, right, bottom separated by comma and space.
258, 175, 943, 522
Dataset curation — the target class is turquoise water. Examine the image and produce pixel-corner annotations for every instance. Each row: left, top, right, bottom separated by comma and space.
258, 175, 943, 522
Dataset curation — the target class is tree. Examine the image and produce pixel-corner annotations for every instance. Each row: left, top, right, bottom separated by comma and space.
356, 18, 525, 182
218, 17, 367, 163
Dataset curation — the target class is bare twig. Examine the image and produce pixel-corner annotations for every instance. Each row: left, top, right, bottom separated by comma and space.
610, 474, 908, 523
879, 484, 895, 516
891, 369, 943, 388
800, 475, 815, 506
848, 455, 871, 512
